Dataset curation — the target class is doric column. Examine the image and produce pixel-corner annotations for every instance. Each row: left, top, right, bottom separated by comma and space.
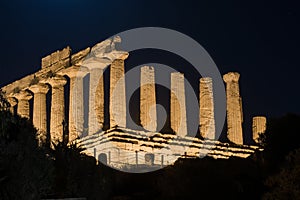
88, 67, 105, 135
199, 77, 215, 139
170, 72, 187, 137
29, 84, 49, 145
110, 59, 126, 128
14, 90, 33, 119
7, 97, 17, 114
59, 67, 88, 142
81, 58, 108, 136
140, 66, 157, 132
47, 76, 67, 144
252, 116, 267, 143
223, 72, 243, 145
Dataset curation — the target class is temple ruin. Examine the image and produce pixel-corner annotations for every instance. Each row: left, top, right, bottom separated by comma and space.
1, 37, 266, 169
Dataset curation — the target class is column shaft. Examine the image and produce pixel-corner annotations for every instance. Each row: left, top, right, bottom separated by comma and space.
140, 66, 157, 132
30, 84, 49, 145
199, 77, 215, 139
48, 77, 67, 145
223, 72, 243, 145
110, 59, 126, 128
88, 68, 104, 135
252, 116, 267, 143
69, 76, 85, 140
170, 72, 187, 137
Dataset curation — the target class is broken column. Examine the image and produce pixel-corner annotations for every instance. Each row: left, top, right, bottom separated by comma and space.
14, 90, 33, 119
47, 76, 67, 144
140, 66, 157, 132
110, 59, 126, 128
252, 116, 267, 143
223, 72, 243, 145
29, 83, 49, 144
199, 77, 215, 139
170, 72, 187, 137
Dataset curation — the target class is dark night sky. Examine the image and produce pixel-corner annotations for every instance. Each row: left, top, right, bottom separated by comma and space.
0, 0, 299, 138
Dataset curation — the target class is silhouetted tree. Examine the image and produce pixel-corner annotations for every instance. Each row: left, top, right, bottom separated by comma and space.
0, 92, 54, 199
263, 148, 300, 200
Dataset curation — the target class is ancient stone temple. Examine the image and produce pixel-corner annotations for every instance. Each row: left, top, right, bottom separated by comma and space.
1, 37, 266, 170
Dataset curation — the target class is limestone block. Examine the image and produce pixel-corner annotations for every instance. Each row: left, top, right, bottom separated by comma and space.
223, 72, 243, 145
170, 72, 187, 137
199, 77, 215, 139
140, 66, 157, 132
71, 47, 91, 65
41, 46, 71, 69
252, 116, 267, 143
42, 55, 51, 69
59, 46, 71, 60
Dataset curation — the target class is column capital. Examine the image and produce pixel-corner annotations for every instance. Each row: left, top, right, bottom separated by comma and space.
57, 66, 89, 79
7, 97, 17, 107
111, 52, 129, 60
42, 76, 67, 88
223, 72, 240, 83
200, 77, 213, 83
82, 57, 111, 70
13, 90, 33, 101
29, 83, 49, 94
171, 72, 184, 79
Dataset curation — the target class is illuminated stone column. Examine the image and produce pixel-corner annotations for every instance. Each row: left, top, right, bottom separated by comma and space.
7, 97, 17, 114
110, 59, 126, 128
29, 83, 49, 144
140, 66, 157, 132
88, 67, 105, 135
48, 76, 67, 144
170, 72, 187, 137
14, 90, 33, 119
223, 72, 243, 145
199, 77, 215, 139
63, 69, 88, 142
81, 57, 110, 136
252, 116, 267, 143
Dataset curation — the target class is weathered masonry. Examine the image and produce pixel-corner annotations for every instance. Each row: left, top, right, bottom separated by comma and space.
1, 37, 266, 168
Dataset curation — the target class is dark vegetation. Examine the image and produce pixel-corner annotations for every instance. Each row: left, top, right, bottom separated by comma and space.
0, 90, 300, 199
